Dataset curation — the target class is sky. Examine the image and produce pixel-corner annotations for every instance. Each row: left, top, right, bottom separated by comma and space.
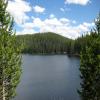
7, 0, 100, 39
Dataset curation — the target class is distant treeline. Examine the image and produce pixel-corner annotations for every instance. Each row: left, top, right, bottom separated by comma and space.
16, 32, 99, 55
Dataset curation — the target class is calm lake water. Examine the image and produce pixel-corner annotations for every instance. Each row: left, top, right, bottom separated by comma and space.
14, 55, 80, 100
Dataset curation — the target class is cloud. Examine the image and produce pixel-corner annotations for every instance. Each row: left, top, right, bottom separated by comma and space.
49, 14, 55, 18
60, 8, 65, 12
60, 18, 70, 25
17, 29, 36, 35
17, 16, 94, 39
44, 18, 63, 26
7, 0, 32, 25
65, 0, 91, 5
33, 5, 45, 13
60, 7, 71, 12
7, 0, 93, 39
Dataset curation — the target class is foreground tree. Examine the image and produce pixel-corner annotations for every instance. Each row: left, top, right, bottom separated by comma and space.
0, 0, 22, 100
78, 14, 100, 100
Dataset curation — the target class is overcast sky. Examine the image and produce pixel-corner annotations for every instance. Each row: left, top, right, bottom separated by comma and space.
7, 0, 100, 39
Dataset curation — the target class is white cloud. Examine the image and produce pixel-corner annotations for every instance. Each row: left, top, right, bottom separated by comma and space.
65, 0, 91, 5
49, 14, 55, 18
33, 18, 45, 27
33, 5, 45, 13
17, 29, 36, 35
44, 18, 62, 26
72, 20, 76, 24
60, 7, 71, 12
60, 8, 65, 12
60, 18, 70, 24
7, 0, 93, 39
7, 0, 32, 25
17, 16, 94, 39
21, 22, 34, 29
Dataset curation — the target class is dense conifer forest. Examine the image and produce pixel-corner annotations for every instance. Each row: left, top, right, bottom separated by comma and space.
16, 32, 100, 56
17, 32, 73, 54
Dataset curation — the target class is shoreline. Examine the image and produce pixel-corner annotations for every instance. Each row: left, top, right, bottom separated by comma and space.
21, 52, 80, 57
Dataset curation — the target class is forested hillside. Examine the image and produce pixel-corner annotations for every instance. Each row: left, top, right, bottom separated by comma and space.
17, 32, 75, 54
16, 32, 99, 55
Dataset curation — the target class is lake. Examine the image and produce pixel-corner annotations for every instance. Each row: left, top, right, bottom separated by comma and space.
14, 55, 80, 100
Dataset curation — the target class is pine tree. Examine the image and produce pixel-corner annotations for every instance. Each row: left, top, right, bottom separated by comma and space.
95, 13, 100, 35
0, 0, 22, 100
78, 14, 100, 100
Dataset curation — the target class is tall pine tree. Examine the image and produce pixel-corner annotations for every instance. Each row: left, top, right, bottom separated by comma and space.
0, 0, 22, 100
79, 14, 100, 100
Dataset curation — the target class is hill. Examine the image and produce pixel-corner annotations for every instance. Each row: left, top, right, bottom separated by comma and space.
16, 32, 73, 54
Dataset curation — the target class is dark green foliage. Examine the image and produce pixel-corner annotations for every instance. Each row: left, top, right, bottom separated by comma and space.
17, 32, 96, 56
17, 32, 73, 54
0, 0, 22, 100
79, 14, 100, 100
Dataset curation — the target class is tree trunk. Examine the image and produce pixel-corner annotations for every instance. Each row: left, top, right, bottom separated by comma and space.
3, 81, 5, 100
